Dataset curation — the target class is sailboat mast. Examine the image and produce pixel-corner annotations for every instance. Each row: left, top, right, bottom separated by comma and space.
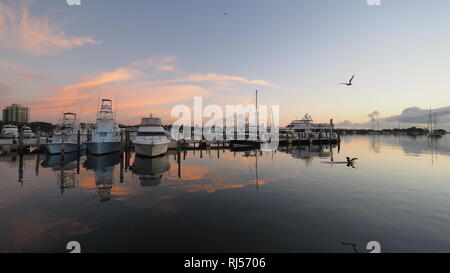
255, 151, 259, 191
256, 90, 259, 140
435, 112, 437, 130
429, 108, 432, 133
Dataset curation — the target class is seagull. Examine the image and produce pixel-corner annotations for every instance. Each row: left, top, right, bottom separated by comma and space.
346, 157, 358, 168
339, 74, 355, 86
346, 157, 358, 162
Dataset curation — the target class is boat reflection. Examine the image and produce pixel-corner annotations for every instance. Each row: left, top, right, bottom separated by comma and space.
131, 154, 170, 187
40, 151, 84, 170
84, 152, 121, 202
41, 151, 85, 193
279, 144, 337, 165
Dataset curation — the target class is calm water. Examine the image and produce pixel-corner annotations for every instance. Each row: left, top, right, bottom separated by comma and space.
1, 135, 450, 253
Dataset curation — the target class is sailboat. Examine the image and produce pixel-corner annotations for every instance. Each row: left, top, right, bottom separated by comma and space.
428, 110, 444, 137
87, 99, 122, 155
230, 90, 264, 149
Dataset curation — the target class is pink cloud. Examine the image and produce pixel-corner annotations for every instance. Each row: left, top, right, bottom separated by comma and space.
0, 0, 100, 55
65, 67, 142, 89
0, 59, 45, 79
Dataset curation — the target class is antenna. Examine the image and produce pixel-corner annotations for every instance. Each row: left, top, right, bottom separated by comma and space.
79, 104, 84, 122
97, 89, 102, 114
115, 88, 119, 121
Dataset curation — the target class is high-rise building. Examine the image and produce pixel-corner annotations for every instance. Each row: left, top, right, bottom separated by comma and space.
2, 104, 29, 123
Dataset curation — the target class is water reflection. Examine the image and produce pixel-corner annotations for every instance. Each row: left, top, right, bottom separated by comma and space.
84, 152, 121, 202
279, 144, 338, 166
1, 135, 450, 252
41, 151, 85, 194
131, 155, 170, 187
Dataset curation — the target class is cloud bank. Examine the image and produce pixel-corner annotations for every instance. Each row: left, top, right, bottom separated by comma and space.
337, 106, 450, 130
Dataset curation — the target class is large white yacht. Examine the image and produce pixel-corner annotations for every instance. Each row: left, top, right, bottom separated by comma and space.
87, 99, 122, 155
0, 124, 19, 138
22, 126, 35, 138
47, 112, 88, 154
282, 113, 337, 138
134, 115, 170, 157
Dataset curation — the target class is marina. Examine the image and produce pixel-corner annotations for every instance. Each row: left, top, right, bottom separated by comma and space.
1, 0, 450, 258
1, 134, 449, 252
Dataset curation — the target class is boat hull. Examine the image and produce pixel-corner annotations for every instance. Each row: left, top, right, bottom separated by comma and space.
47, 143, 86, 154
134, 142, 169, 157
87, 141, 120, 155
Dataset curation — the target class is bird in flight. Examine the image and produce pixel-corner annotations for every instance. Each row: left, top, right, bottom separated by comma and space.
339, 74, 355, 86
346, 157, 358, 168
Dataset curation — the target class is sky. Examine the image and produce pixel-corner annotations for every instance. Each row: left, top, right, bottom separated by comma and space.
1, 0, 450, 128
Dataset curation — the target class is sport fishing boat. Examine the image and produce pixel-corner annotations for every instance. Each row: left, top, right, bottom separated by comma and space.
0, 124, 19, 139
134, 115, 170, 157
87, 99, 122, 155
22, 126, 35, 138
46, 112, 87, 154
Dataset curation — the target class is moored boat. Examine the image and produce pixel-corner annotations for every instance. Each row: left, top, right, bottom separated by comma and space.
46, 112, 87, 154
134, 115, 170, 157
0, 125, 19, 139
87, 99, 122, 155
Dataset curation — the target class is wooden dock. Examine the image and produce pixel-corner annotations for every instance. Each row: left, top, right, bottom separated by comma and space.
0, 137, 47, 154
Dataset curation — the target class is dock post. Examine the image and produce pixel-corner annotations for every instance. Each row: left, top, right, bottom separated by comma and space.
18, 127, 24, 155
36, 127, 41, 152
77, 129, 81, 153
61, 132, 65, 163
35, 152, 40, 176
18, 151, 24, 184
120, 151, 124, 183
125, 148, 130, 171
177, 141, 181, 178
120, 130, 124, 153
125, 131, 130, 152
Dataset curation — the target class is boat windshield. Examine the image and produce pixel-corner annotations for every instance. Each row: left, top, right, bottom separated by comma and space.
137, 132, 166, 137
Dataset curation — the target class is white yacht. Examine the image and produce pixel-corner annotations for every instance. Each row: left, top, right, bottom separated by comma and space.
87, 99, 122, 155
134, 115, 170, 157
0, 124, 19, 138
47, 112, 88, 154
22, 126, 35, 138
282, 113, 337, 139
